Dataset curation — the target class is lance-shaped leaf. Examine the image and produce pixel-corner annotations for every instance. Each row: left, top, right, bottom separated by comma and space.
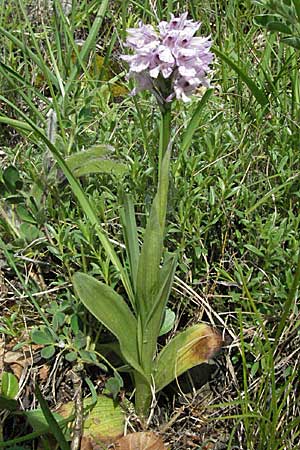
120, 195, 140, 297
213, 47, 268, 107
66, 145, 127, 178
136, 147, 171, 320
140, 253, 177, 374
73, 273, 146, 378
153, 324, 222, 392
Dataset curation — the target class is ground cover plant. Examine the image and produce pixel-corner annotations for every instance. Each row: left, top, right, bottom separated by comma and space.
0, 0, 299, 449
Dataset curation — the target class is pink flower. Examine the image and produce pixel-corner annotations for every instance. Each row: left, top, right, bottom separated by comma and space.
121, 13, 214, 104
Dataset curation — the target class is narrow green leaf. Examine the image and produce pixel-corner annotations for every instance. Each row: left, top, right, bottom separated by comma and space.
120, 195, 140, 295
281, 35, 300, 49
292, 0, 300, 22
66, 145, 113, 168
153, 324, 222, 392
0, 115, 33, 133
136, 147, 172, 319
181, 89, 213, 153
0, 395, 18, 411
244, 244, 264, 257
213, 47, 269, 106
70, 158, 127, 178
253, 14, 279, 27
72, 272, 145, 378
35, 384, 70, 450
0, 26, 58, 87
267, 22, 293, 33
64, 0, 109, 95
140, 254, 177, 374
25, 408, 66, 434
136, 199, 162, 318
1, 372, 19, 399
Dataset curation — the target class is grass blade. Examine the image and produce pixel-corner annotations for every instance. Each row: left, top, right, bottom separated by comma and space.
181, 88, 213, 153
35, 384, 70, 450
213, 47, 269, 107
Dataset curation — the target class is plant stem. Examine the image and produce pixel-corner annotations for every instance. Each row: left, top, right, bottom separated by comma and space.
134, 371, 152, 420
158, 104, 171, 184
135, 105, 173, 420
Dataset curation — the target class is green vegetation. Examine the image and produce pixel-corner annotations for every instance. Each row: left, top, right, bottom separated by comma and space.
0, 0, 299, 449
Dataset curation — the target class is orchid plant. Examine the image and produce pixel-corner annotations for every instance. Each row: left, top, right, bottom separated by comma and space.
73, 13, 221, 419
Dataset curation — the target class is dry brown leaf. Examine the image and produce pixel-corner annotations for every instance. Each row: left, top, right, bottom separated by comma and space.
114, 432, 167, 450
38, 364, 50, 382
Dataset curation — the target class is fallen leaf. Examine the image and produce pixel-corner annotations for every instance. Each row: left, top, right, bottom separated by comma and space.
38, 364, 50, 382
59, 395, 124, 446
114, 432, 167, 450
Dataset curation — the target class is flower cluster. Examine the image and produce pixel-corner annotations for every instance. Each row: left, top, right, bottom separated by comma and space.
121, 13, 213, 104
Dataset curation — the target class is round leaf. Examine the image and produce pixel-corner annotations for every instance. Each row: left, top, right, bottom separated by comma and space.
159, 308, 176, 337
41, 345, 56, 359
1, 372, 19, 399
31, 328, 55, 345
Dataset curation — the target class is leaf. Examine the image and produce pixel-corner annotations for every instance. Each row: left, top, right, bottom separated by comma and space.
65, 145, 128, 178
136, 147, 171, 319
65, 352, 77, 362
1, 372, 19, 399
244, 244, 264, 257
253, 14, 280, 27
16, 204, 36, 224
120, 195, 140, 296
72, 273, 145, 378
25, 408, 66, 434
0, 395, 18, 411
41, 345, 56, 359
159, 308, 176, 337
52, 311, 65, 331
35, 384, 70, 450
66, 145, 113, 166
31, 327, 55, 345
281, 36, 300, 49
181, 88, 213, 153
19, 223, 40, 242
135, 149, 173, 376
292, 0, 300, 21
73, 159, 127, 178
153, 324, 222, 392
3, 165, 22, 193
213, 47, 269, 107
267, 21, 293, 34
59, 395, 124, 446
114, 432, 166, 450
141, 254, 177, 371
105, 374, 124, 400
64, 0, 110, 95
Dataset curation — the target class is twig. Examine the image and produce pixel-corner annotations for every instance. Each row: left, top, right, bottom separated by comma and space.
70, 366, 84, 450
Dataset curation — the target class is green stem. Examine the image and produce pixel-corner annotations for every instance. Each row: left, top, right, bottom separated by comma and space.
134, 371, 152, 420
135, 105, 173, 420
158, 104, 171, 184
274, 250, 300, 349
